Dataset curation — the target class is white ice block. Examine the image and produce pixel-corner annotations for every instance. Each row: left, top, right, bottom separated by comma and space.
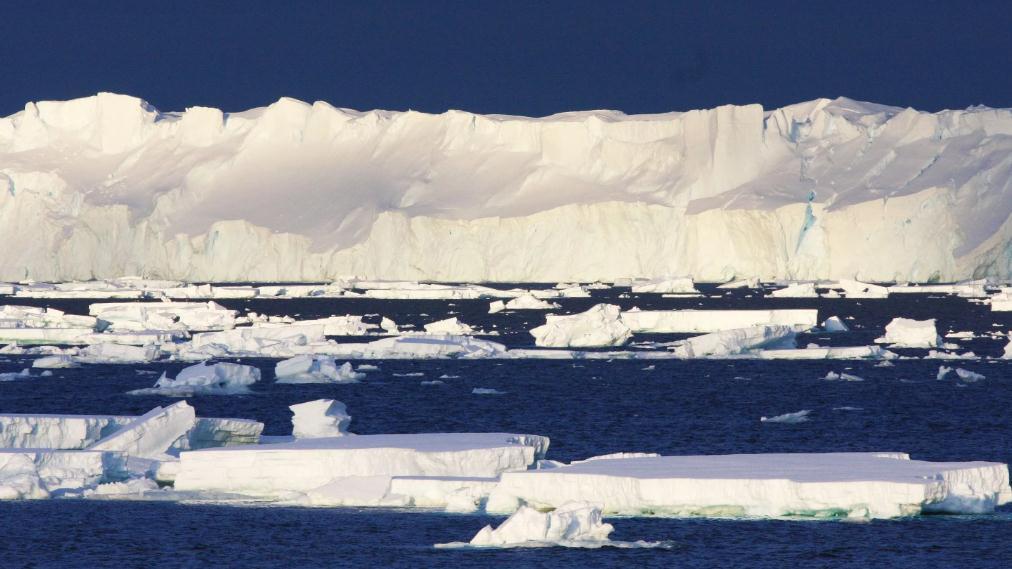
669, 324, 796, 358
88, 402, 196, 459
621, 309, 818, 333
487, 452, 1012, 519
876, 317, 942, 348
530, 304, 631, 348
174, 433, 550, 496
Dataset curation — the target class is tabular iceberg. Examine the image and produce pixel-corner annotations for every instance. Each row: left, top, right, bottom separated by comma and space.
1, 93, 1009, 283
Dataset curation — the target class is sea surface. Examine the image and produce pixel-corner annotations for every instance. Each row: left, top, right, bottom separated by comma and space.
1, 286, 1010, 568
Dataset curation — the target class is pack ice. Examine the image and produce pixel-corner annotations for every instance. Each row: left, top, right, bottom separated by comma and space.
1, 93, 1009, 283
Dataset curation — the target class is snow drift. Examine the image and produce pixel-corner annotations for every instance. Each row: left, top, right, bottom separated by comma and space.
1, 93, 1010, 282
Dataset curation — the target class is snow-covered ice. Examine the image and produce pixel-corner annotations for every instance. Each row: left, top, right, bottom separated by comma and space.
486, 453, 1012, 519
669, 324, 796, 358
275, 356, 363, 384
0, 94, 1010, 283
174, 432, 550, 498
290, 400, 352, 438
877, 318, 942, 349
530, 304, 631, 348
129, 362, 261, 396
621, 309, 818, 333
822, 316, 849, 332
88, 402, 196, 459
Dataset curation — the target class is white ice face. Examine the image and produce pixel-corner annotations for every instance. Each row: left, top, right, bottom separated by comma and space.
1, 94, 1009, 283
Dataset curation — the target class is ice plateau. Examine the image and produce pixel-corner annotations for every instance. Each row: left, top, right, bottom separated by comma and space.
0, 93, 1010, 282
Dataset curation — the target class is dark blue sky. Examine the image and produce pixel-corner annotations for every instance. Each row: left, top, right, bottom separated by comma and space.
1, 0, 1008, 116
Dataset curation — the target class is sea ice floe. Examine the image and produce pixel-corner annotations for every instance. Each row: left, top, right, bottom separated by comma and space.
669, 324, 796, 358
485, 452, 1012, 519
822, 316, 849, 332
761, 410, 812, 423
769, 283, 819, 298
129, 362, 261, 396
423, 317, 475, 335
530, 304, 631, 348
275, 355, 363, 384
630, 277, 699, 294
620, 308, 818, 333
824, 372, 864, 382
876, 317, 942, 349
290, 400, 352, 438
173, 433, 550, 498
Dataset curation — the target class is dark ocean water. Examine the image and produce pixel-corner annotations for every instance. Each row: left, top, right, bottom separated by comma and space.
0, 287, 1010, 567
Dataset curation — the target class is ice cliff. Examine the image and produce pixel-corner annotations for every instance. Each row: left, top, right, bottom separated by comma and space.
1, 93, 1010, 282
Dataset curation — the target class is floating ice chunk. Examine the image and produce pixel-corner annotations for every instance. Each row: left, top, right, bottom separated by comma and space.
89, 301, 237, 332
424, 317, 475, 335
175, 432, 549, 497
631, 277, 699, 294
889, 281, 988, 298
530, 304, 631, 348
0, 368, 30, 381
32, 355, 78, 369
130, 362, 260, 396
460, 502, 616, 548
83, 477, 159, 497
1003, 335, 1012, 359
253, 315, 377, 336
503, 294, 560, 311
321, 335, 508, 359
88, 402, 196, 459
670, 324, 796, 358
0, 449, 125, 500
621, 309, 817, 333
275, 355, 364, 384
488, 301, 505, 314
185, 325, 326, 358
75, 343, 161, 364
822, 316, 849, 332
486, 452, 1012, 519
421, 380, 444, 386
472, 388, 506, 395
827, 280, 890, 299
991, 289, 1012, 312
290, 400, 352, 438
761, 410, 811, 423
939, 366, 985, 382
769, 283, 818, 298
380, 317, 399, 334
356, 364, 380, 371
717, 277, 759, 289
824, 372, 863, 381
876, 318, 941, 348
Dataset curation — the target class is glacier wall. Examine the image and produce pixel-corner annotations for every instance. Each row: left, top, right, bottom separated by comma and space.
0, 93, 1009, 282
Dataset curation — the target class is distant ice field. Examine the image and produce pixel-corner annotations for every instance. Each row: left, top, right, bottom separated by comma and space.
0, 285, 1010, 567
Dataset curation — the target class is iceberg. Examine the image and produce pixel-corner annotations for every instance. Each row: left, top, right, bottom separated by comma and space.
2, 94, 1009, 283
459, 502, 615, 548
490, 294, 561, 313
87, 402, 196, 459
290, 399, 352, 438
876, 318, 942, 348
423, 317, 475, 335
0, 449, 125, 499
129, 362, 260, 396
89, 301, 237, 332
669, 324, 796, 358
486, 452, 1012, 519
275, 355, 363, 384
32, 355, 78, 369
530, 304, 631, 348
822, 316, 849, 332
630, 277, 699, 294
0, 368, 30, 381
769, 283, 819, 298
992, 289, 1012, 312
174, 432, 550, 497
621, 308, 817, 333
74, 343, 161, 364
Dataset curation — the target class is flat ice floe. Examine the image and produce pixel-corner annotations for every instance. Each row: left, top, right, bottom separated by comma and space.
620, 308, 818, 333
174, 433, 550, 499
486, 453, 1012, 519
